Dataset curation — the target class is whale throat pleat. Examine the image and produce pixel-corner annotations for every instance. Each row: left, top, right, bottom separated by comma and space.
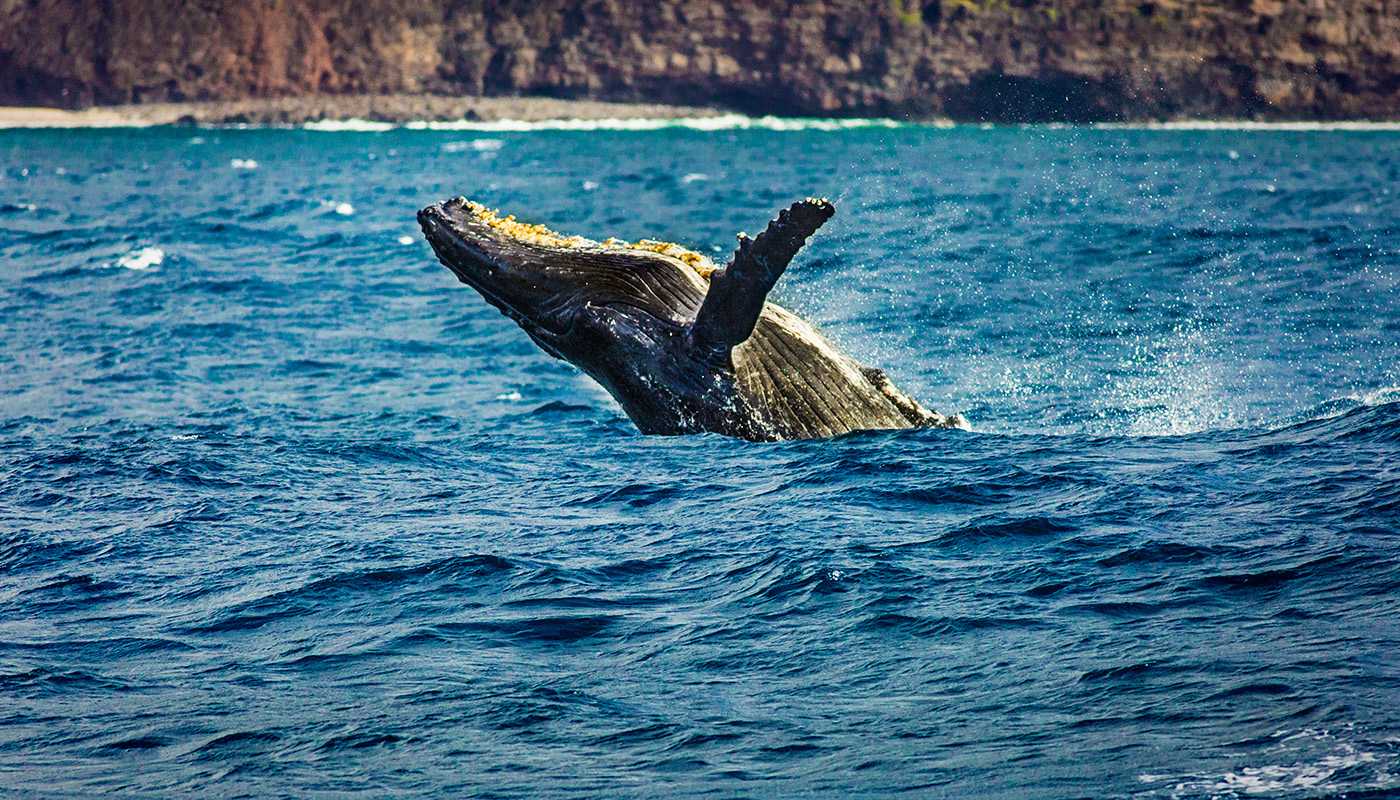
737, 308, 912, 439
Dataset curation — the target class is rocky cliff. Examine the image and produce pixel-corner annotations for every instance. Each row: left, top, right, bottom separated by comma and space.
3, 0, 1398, 121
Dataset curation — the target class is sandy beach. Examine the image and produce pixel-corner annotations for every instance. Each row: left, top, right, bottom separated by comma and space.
0, 94, 725, 128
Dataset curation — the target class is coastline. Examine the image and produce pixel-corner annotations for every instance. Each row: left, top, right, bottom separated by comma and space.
4, 95, 1400, 131
0, 94, 726, 128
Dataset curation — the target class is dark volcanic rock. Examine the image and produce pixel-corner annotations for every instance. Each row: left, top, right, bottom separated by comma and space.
2, 0, 1398, 121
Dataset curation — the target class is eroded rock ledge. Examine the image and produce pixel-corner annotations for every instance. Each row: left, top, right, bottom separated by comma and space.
3, 0, 1397, 122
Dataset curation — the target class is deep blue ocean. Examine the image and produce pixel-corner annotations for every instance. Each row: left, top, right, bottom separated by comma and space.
2, 119, 1399, 799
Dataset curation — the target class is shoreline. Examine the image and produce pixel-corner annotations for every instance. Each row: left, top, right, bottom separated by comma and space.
3, 94, 1400, 130
0, 94, 727, 128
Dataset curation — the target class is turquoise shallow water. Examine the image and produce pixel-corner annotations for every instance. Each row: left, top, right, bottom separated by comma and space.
2, 123, 1399, 798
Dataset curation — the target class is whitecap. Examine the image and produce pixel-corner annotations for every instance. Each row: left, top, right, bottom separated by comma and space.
302, 119, 395, 132
495, 391, 524, 401
117, 246, 164, 270
230, 158, 257, 169
1362, 386, 1400, 405
681, 173, 708, 183
1103, 120, 1400, 131
1138, 728, 1400, 798
1277, 386, 1400, 429
334, 202, 355, 215
397, 235, 415, 245
442, 139, 504, 153
397, 113, 907, 133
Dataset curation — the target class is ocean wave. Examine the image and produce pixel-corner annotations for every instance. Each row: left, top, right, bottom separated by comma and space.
1272, 389, 1400, 428
115, 245, 164, 270
1137, 728, 1400, 799
6, 121, 1400, 800
304, 113, 909, 132
1101, 120, 1400, 131
1253, 398, 1400, 447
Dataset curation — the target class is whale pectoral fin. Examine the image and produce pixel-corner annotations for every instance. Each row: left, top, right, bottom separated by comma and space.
861, 366, 970, 430
861, 367, 941, 427
689, 198, 836, 363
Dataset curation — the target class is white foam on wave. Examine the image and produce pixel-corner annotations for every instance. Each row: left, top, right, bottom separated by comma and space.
230, 158, 258, 169
1137, 728, 1400, 798
1271, 385, 1400, 430
116, 246, 165, 270
442, 139, 504, 153
1103, 120, 1400, 131
303, 119, 396, 132
1363, 386, 1400, 406
299, 113, 908, 133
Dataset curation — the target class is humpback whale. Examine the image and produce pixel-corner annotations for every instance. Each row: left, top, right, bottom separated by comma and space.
418, 197, 968, 441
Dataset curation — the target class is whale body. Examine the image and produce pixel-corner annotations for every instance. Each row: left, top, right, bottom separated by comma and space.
418, 197, 967, 441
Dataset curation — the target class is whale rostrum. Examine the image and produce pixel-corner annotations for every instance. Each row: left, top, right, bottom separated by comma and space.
418, 197, 968, 441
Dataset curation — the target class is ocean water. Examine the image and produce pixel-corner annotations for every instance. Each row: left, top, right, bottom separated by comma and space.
2, 120, 1399, 799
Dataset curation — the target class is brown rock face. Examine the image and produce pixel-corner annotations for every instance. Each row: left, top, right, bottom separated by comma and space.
2, 0, 1398, 121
